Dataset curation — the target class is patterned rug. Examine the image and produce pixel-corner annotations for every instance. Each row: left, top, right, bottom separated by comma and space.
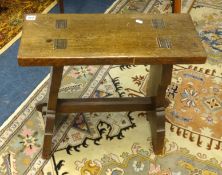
0, 0, 56, 54
1, 0, 222, 174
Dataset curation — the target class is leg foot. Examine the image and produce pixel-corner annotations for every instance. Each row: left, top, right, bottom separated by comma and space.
149, 107, 165, 155
42, 134, 53, 159
42, 111, 56, 159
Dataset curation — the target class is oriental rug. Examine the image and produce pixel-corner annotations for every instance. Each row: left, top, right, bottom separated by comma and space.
0, 0, 222, 174
0, 0, 57, 54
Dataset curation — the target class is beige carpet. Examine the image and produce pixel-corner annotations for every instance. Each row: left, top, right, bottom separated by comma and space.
0, 0, 222, 174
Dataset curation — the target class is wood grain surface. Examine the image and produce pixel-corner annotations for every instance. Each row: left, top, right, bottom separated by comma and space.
18, 13, 207, 66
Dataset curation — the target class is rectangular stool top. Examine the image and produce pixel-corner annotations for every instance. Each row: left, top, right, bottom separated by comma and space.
18, 14, 207, 66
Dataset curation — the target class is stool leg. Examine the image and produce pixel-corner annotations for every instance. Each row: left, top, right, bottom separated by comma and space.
42, 66, 63, 159
147, 65, 173, 154
57, 0, 64, 13
171, 0, 181, 13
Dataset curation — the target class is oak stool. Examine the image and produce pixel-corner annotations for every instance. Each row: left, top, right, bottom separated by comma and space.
18, 14, 207, 159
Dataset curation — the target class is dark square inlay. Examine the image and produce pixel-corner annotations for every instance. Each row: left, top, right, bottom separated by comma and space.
56, 19, 67, 29
152, 19, 165, 28
53, 39, 67, 49
157, 37, 172, 48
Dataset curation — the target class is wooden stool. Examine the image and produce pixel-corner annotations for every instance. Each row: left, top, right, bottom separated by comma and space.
18, 14, 206, 159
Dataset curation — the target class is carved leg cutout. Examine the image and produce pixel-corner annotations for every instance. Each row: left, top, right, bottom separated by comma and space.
149, 107, 165, 155
42, 110, 56, 159
147, 65, 173, 155
36, 102, 47, 113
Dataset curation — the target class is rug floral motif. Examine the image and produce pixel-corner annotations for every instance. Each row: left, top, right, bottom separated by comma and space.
0, 0, 55, 52
191, 2, 222, 65
44, 65, 222, 174
0, 0, 222, 174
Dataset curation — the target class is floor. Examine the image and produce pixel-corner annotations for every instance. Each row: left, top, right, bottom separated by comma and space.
0, 0, 115, 125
